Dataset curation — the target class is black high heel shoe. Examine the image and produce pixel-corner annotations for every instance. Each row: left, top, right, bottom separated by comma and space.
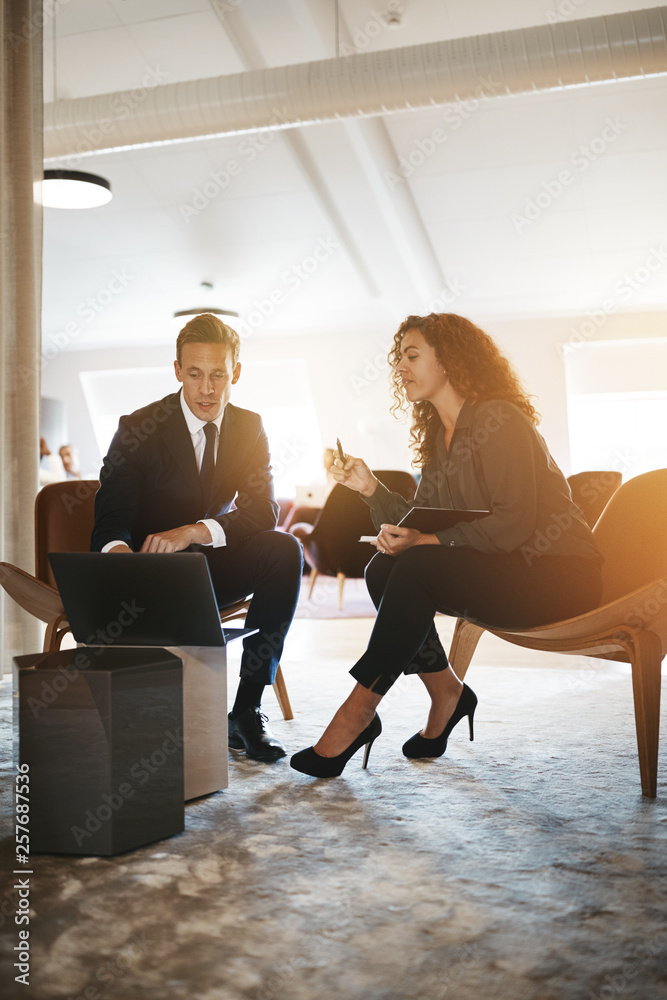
290, 714, 382, 777
402, 683, 477, 759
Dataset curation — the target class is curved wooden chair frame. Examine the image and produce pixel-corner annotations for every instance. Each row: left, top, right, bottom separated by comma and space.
448, 469, 667, 799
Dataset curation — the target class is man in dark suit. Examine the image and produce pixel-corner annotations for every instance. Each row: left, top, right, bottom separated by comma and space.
91, 313, 303, 762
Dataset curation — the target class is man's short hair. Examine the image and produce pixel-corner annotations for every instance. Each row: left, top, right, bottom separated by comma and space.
176, 313, 241, 366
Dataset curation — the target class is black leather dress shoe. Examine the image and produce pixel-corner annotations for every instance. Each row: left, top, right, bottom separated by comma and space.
228, 708, 286, 762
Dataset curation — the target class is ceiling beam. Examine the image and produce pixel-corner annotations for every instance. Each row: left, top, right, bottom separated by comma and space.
286, 0, 449, 302
211, 0, 380, 299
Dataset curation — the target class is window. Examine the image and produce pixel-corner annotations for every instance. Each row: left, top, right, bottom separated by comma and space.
230, 358, 323, 496
563, 339, 667, 480
80, 358, 323, 496
81, 367, 173, 460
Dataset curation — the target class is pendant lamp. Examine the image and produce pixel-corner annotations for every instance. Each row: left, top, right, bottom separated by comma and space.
42, 169, 112, 209
173, 307, 240, 321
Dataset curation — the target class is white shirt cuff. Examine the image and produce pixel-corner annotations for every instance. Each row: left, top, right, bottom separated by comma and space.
198, 518, 227, 547
102, 540, 130, 553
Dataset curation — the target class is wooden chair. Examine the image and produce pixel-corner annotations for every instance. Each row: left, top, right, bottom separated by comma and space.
0, 479, 99, 651
216, 596, 293, 720
0, 480, 293, 720
292, 470, 417, 609
567, 470, 622, 528
448, 469, 667, 798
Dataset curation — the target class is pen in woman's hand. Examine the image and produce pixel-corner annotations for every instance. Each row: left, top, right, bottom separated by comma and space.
332, 447, 377, 498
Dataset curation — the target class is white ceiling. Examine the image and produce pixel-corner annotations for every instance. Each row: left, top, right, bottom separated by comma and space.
41, 0, 667, 351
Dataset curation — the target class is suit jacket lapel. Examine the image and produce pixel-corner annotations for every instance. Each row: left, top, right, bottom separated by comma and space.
162, 390, 201, 495
211, 403, 236, 506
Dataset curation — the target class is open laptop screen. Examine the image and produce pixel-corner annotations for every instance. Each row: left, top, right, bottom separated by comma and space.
49, 552, 247, 647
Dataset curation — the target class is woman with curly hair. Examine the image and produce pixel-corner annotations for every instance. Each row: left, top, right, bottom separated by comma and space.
290, 313, 603, 778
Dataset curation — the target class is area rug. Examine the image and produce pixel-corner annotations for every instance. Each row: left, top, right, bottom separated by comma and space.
294, 574, 377, 619
1, 626, 666, 1000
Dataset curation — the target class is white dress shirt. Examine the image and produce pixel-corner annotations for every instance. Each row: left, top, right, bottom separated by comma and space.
178, 392, 226, 547
102, 392, 227, 552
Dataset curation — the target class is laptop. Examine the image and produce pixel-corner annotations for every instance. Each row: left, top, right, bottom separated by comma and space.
49, 552, 255, 648
293, 483, 329, 508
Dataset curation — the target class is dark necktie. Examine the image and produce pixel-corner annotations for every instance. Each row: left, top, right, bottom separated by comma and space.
200, 422, 217, 500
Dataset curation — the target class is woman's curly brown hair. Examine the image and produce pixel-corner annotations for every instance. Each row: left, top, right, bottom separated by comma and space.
389, 313, 539, 467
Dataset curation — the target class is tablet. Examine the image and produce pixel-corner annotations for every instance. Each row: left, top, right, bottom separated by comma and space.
397, 507, 490, 534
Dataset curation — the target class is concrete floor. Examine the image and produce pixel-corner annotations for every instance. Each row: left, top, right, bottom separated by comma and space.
1, 619, 666, 1000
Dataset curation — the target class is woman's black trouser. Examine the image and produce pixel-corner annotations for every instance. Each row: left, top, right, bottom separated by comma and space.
350, 547, 603, 696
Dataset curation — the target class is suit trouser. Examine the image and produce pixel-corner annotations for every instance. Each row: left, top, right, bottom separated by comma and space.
349, 547, 603, 696
204, 530, 303, 686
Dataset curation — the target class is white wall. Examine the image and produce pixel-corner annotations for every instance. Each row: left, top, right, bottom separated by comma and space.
487, 309, 667, 472
41, 310, 667, 483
